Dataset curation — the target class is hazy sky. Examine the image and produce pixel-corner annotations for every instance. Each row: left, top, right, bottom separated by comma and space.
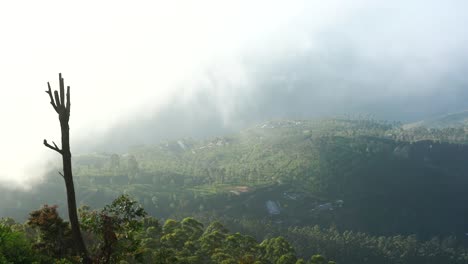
1, 0, 468, 186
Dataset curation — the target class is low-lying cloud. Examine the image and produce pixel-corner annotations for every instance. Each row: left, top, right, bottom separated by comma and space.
1, 0, 468, 186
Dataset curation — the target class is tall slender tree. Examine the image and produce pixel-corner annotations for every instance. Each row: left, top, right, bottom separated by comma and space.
43, 73, 91, 263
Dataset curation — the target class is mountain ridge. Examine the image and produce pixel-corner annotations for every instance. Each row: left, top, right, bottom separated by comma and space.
404, 110, 468, 129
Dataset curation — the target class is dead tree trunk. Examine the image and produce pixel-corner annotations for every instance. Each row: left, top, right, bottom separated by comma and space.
43, 73, 91, 264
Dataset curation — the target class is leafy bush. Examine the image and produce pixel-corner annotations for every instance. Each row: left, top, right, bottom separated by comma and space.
0, 219, 38, 263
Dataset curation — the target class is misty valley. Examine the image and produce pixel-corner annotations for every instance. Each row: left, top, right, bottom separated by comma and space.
2, 117, 468, 263
2, 1, 468, 263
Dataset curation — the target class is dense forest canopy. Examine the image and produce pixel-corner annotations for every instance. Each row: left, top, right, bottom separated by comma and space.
2, 118, 468, 263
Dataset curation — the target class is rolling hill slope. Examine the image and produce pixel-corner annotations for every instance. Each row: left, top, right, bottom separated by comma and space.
2, 118, 468, 241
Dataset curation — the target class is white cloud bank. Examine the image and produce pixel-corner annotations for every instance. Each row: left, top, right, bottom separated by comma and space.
0, 0, 467, 186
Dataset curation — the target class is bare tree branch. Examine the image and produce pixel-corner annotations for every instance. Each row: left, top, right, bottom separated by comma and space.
59, 73, 65, 107
43, 139, 62, 154
66, 85, 70, 114
46, 82, 58, 112
52, 141, 60, 150
58, 171, 64, 178
54, 90, 61, 108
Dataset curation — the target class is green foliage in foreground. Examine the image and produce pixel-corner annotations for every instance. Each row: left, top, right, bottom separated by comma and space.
2, 194, 467, 263
1, 195, 334, 264
0, 218, 39, 263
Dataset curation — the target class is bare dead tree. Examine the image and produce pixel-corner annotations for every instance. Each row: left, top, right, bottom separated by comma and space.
44, 73, 91, 263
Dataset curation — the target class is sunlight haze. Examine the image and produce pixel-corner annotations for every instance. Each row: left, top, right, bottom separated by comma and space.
1, 0, 467, 186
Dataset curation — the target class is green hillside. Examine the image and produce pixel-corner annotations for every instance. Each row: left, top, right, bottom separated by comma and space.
2, 118, 468, 263
64, 119, 468, 238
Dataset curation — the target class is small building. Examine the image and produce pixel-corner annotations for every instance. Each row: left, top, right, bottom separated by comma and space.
316, 203, 333, 211
266, 200, 280, 215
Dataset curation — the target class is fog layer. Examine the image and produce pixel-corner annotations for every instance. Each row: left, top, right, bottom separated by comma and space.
1, 0, 467, 186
